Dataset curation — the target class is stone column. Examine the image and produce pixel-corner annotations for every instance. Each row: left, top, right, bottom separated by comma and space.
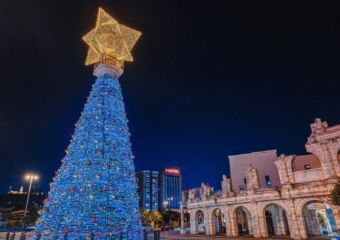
225, 206, 233, 237
291, 200, 307, 239
190, 210, 196, 234
278, 200, 303, 239
251, 203, 264, 238
204, 209, 213, 235
327, 141, 340, 177
180, 204, 186, 234
228, 207, 237, 236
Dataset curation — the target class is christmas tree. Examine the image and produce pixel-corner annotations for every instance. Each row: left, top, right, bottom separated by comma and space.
34, 8, 143, 239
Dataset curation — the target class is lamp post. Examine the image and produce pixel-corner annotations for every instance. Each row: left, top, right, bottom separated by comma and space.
24, 174, 39, 217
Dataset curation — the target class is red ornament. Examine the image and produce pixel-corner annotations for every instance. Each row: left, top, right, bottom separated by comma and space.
92, 217, 97, 222
71, 187, 76, 193
63, 227, 68, 232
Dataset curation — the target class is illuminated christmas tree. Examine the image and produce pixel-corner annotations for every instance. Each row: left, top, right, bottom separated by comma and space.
34, 8, 143, 239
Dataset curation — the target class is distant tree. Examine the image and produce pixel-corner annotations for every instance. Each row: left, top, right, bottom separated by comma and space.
140, 209, 163, 229
141, 209, 150, 226
330, 179, 340, 206
316, 212, 327, 229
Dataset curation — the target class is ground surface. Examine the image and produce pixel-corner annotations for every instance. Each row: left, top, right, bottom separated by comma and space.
147, 231, 337, 240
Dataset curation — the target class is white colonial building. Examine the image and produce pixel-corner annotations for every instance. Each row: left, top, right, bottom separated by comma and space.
180, 118, 340, 239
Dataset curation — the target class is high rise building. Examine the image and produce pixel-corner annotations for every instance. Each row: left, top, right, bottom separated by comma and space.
159, 167, 182, 210
136, 170, 159, 211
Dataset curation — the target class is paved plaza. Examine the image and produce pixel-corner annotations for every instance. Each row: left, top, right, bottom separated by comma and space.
147, 231, 293, 240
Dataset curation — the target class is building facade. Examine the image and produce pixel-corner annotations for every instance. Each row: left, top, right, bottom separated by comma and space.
181, 118, 340, 239
160, 168, 182, 210
229, 149, 280, 192
136, 170, 159, 211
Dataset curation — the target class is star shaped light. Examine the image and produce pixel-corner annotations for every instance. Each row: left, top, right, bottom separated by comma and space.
83, 7, 141, 69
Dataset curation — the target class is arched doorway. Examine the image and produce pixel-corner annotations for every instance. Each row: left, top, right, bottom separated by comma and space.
195, 210, 205, 234
235, 207, 252, 236
264, 204, 290, 236
303, 201, 337, 237
211, 208, 226, 235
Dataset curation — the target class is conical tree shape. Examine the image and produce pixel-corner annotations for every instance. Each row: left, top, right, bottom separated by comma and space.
34, 71, 142, 239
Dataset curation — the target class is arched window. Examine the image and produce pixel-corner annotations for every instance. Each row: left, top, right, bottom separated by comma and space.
303, 201, 336, 237
235, 207, 252, 236
211, 208, 226, 235
195, 210, 205, 234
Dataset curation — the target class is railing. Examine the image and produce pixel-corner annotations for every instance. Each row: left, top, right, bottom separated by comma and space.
293, 167, 323, 183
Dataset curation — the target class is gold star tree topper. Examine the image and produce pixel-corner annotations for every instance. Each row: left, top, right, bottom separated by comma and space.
83, 8, 141, 69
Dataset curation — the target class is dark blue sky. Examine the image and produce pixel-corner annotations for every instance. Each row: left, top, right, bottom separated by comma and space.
0, 0, 339, 193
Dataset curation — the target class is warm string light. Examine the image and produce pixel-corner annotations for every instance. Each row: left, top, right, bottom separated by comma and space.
33, 8, 142, 239
34, 75, 143, 239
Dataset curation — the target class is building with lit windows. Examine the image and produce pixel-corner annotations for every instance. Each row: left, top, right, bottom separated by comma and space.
136, 170, 159, 211
160, 167, 182, 210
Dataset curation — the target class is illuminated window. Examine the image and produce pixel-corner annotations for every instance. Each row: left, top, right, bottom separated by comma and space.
304, 164, 311, 170
265, 175, 271, 187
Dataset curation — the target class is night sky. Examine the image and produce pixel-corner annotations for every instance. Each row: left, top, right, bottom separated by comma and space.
0, 1, 339, 193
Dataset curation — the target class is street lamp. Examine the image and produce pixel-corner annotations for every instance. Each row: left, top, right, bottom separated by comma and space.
24, 173, 39, 217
